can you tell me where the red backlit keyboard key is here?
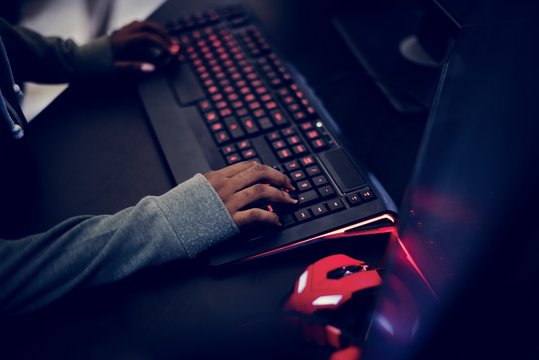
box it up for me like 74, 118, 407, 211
292, 144, 308, 156
296, 180, 312, 191
327, 199, 345, 212
300, 156, 315, 167
242, 149, 257, 159
281, 127, 296, 137
359, 188, 376, 201
305, 165, 321, 176
284, 160, 300, 171
346, 193, 362, 206
318, 185, 335, 198
312, 175, 328, 186
222, 144, 236, 155
300, 122, 314, 131
224, 117, 245, 139
257, 117, 274, 130
311, 138, 328, 151
199, 100, 212, 111
272, 140, 287, 150
240, 117, 259, 135
215, 131, 230, 145
306, 130, 320, 140
311, 203, 328, 217
290, 170, 306, 181
270, 110, 288, 126
210, 122, 224, 132
205, 111, 218, 123
297, 189, 318, 205
286, 135, 301, 145
237, 140, 251, 150
226, 153, 242, 164
266, 131, 281, 141
277, 148, 293, 161
294, 209, 312, 222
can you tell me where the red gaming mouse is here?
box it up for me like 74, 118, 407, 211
284, 254, 383, 358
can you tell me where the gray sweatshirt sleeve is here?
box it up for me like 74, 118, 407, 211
0, 174, 239, 316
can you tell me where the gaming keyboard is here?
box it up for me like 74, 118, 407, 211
138, 4, 397, 266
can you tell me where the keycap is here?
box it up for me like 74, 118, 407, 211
312, 175, 328, 186
311, 203, 329, 217
222, 144, 236, 155
240, 116, 259, 135
290, 170, 306, 181
297, 189, 319, 205
305, 165, 321, 176
294, 209, 312, 222
318, 185, 335, 198
226, 153, 242, 164
284, 160, 300, 172
346, 193, 362, 206
224, 117, 245, 139
326, 199, 345, 212
242, 148, 257, 159
296, 180, 312, 191
359, 187, 376, 201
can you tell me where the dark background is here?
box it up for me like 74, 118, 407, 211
0, 0, 428, 358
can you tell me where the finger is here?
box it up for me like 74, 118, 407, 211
131, 20, 177, 52
135, 20, 172, 39
114, 61, 155, 73
233, 208, 281, 228
216, 160, 259, 178
231, 163, 295, 191
118, 21, 140, 32
230, 183, 298, 212
127, 33, 172, 53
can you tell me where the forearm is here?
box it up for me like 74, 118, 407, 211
0, 174, 239, 316
0, 18, 115, 83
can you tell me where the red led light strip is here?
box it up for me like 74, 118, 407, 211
244, 213, 397, 261
395, 236, 439, 301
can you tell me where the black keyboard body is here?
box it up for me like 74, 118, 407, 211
138, 4, 397, 266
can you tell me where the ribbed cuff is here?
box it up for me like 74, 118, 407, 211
153, 174, 239, 258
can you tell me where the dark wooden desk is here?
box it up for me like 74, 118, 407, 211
1, 1, 424, 358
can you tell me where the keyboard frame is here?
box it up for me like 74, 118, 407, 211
137, 3, 398, 267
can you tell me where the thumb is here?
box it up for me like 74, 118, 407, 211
114, 61, 155, 74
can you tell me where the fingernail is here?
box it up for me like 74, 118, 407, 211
141, 63, 155, 72
287, 193, 298, 203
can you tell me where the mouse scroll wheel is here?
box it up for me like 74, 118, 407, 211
327, 265, 369, 279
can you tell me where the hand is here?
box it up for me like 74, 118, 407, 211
110, 20, 180, 73
205, 161, 298, 228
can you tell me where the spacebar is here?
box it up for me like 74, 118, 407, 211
167, 62, 205, 105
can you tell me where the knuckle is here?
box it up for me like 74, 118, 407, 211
241, 188, 253, 201
253, 184, 268, 195
248, 209, 263, 222
205, 170, 216, 180
252, 163, 267, 175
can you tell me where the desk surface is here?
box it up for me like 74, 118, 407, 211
1, 0, 424, 358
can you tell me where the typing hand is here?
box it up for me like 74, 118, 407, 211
110, 20, 180, 73
205, 161, 298, 228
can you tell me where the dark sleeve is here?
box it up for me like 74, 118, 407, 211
0, 17, 115, 83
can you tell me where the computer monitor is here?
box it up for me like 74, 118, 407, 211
334, 0, 471, 114
361, 1, 539, 359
